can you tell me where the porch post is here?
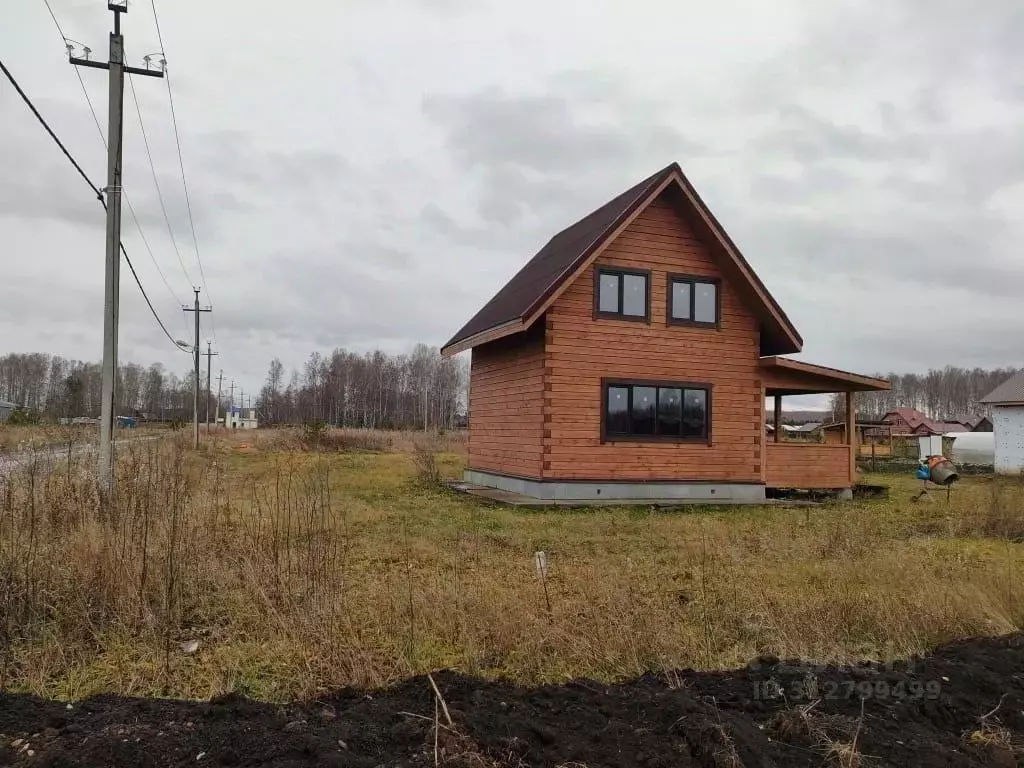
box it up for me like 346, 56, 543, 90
845, 390, 856, 484
773, 394, 781, 443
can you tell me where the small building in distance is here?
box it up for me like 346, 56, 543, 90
225, 406, 258, 430
958, 414, 994, 432
880, 407, 978, 437
980, 372, 1024, 474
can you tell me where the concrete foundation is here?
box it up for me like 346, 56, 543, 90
463, 469, 767, 503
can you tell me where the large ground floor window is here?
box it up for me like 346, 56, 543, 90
602, 380, 711, 443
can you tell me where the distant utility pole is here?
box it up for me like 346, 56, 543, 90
215, 369, 224, 429
228, 380, 235, 425
71, 0, 164, 490
183, 288, 211, 448
204, 342, 218, 432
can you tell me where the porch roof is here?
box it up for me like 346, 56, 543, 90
761, 357, 891, 396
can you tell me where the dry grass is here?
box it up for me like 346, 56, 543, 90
0, 424, 91, 454
240, 426, 466, 456
0, 423, 168, 455
770, 700, 865, 767
1, 429, 1023, 702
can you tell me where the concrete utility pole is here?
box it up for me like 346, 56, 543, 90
182, 288, 211, 448
228, 380, 235, 426
204, 342, 218, 432
71, 0, 164, 490
215, 369, 224, 429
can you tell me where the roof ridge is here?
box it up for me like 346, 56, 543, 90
441, 161, 800, 356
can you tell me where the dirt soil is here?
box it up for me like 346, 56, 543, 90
2, 633, 1023, 767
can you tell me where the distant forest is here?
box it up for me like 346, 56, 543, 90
0, 345, 467, 430
256, 345, 467, 430
828, 366, 1023, 421
2, 353, 1014, 430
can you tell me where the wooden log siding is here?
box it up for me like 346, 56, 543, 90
468, 331, 545, 477
765, 443, 853, 489
542, 194, 763, 482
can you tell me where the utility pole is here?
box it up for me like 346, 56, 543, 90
215, 369, 224, 430
204, 342, 218, 433
71, 0, 164, 490
228, 380, 235, 427
182, 288, 211, 448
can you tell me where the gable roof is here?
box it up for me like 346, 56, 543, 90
441, 162, 803, 357
883, 407, 929, 427
981, 372, 1024, 405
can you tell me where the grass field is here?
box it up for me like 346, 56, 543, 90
1, 428, 1022, 702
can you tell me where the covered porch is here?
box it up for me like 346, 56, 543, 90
760, 357, 891, 492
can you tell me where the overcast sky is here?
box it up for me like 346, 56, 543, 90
2, 0, 1022, 403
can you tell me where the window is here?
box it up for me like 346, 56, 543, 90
603, 380, 711, 442
595, 268, 649, 321
668, 275, 719, 327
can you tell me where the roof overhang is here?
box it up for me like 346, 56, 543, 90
441, 318, 524, 357
761, 357, 891, 396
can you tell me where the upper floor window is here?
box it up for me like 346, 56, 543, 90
668, 275, 719, 327
595, 268, 649, 322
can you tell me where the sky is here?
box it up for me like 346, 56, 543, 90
2, 0, 1023, 404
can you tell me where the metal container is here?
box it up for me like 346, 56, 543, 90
929, 460, 959, 486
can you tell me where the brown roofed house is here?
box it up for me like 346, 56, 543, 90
442, 163, 890, 502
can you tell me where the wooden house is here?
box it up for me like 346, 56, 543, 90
442, 163, 890, 502
880, 408, 972, 436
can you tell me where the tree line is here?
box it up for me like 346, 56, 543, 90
1, 343, 468, 430
0, 352, 200, 422
257, 344, 467, 430
829, 365, 1023, 421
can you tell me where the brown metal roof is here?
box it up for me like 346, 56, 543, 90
442, 165, 671, 353
441, 162, 803, 356
981, 371, 1024, 405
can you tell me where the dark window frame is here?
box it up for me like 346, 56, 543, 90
593, 266, 651, 323
666, 273, 721, 329
600, 378, 713, 445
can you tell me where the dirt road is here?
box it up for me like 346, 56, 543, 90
1, 633, 1022, 766
0, 434, 163, 478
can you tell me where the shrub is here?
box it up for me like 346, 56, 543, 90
411, 435, 442, 486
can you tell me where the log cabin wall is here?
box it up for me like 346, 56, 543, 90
542, 191, 763, 482
467, 323, 545, 478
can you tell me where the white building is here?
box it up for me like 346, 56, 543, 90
980, 372, 1024, 474
225, 406, 258, 430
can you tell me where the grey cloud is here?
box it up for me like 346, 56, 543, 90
754, 105, 931, 165
5, 0, 1024, 394
423, 81, 711, 228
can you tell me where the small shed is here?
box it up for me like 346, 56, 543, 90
980, 372, 1024, 474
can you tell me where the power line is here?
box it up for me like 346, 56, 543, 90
150, 0, 215, 343
2, 56, 187, 354
1, 58, 102, 202
43, 0, 105, 145
73, 68, 189, 329
41, 0, 190, 335
127, 72, 194, 287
